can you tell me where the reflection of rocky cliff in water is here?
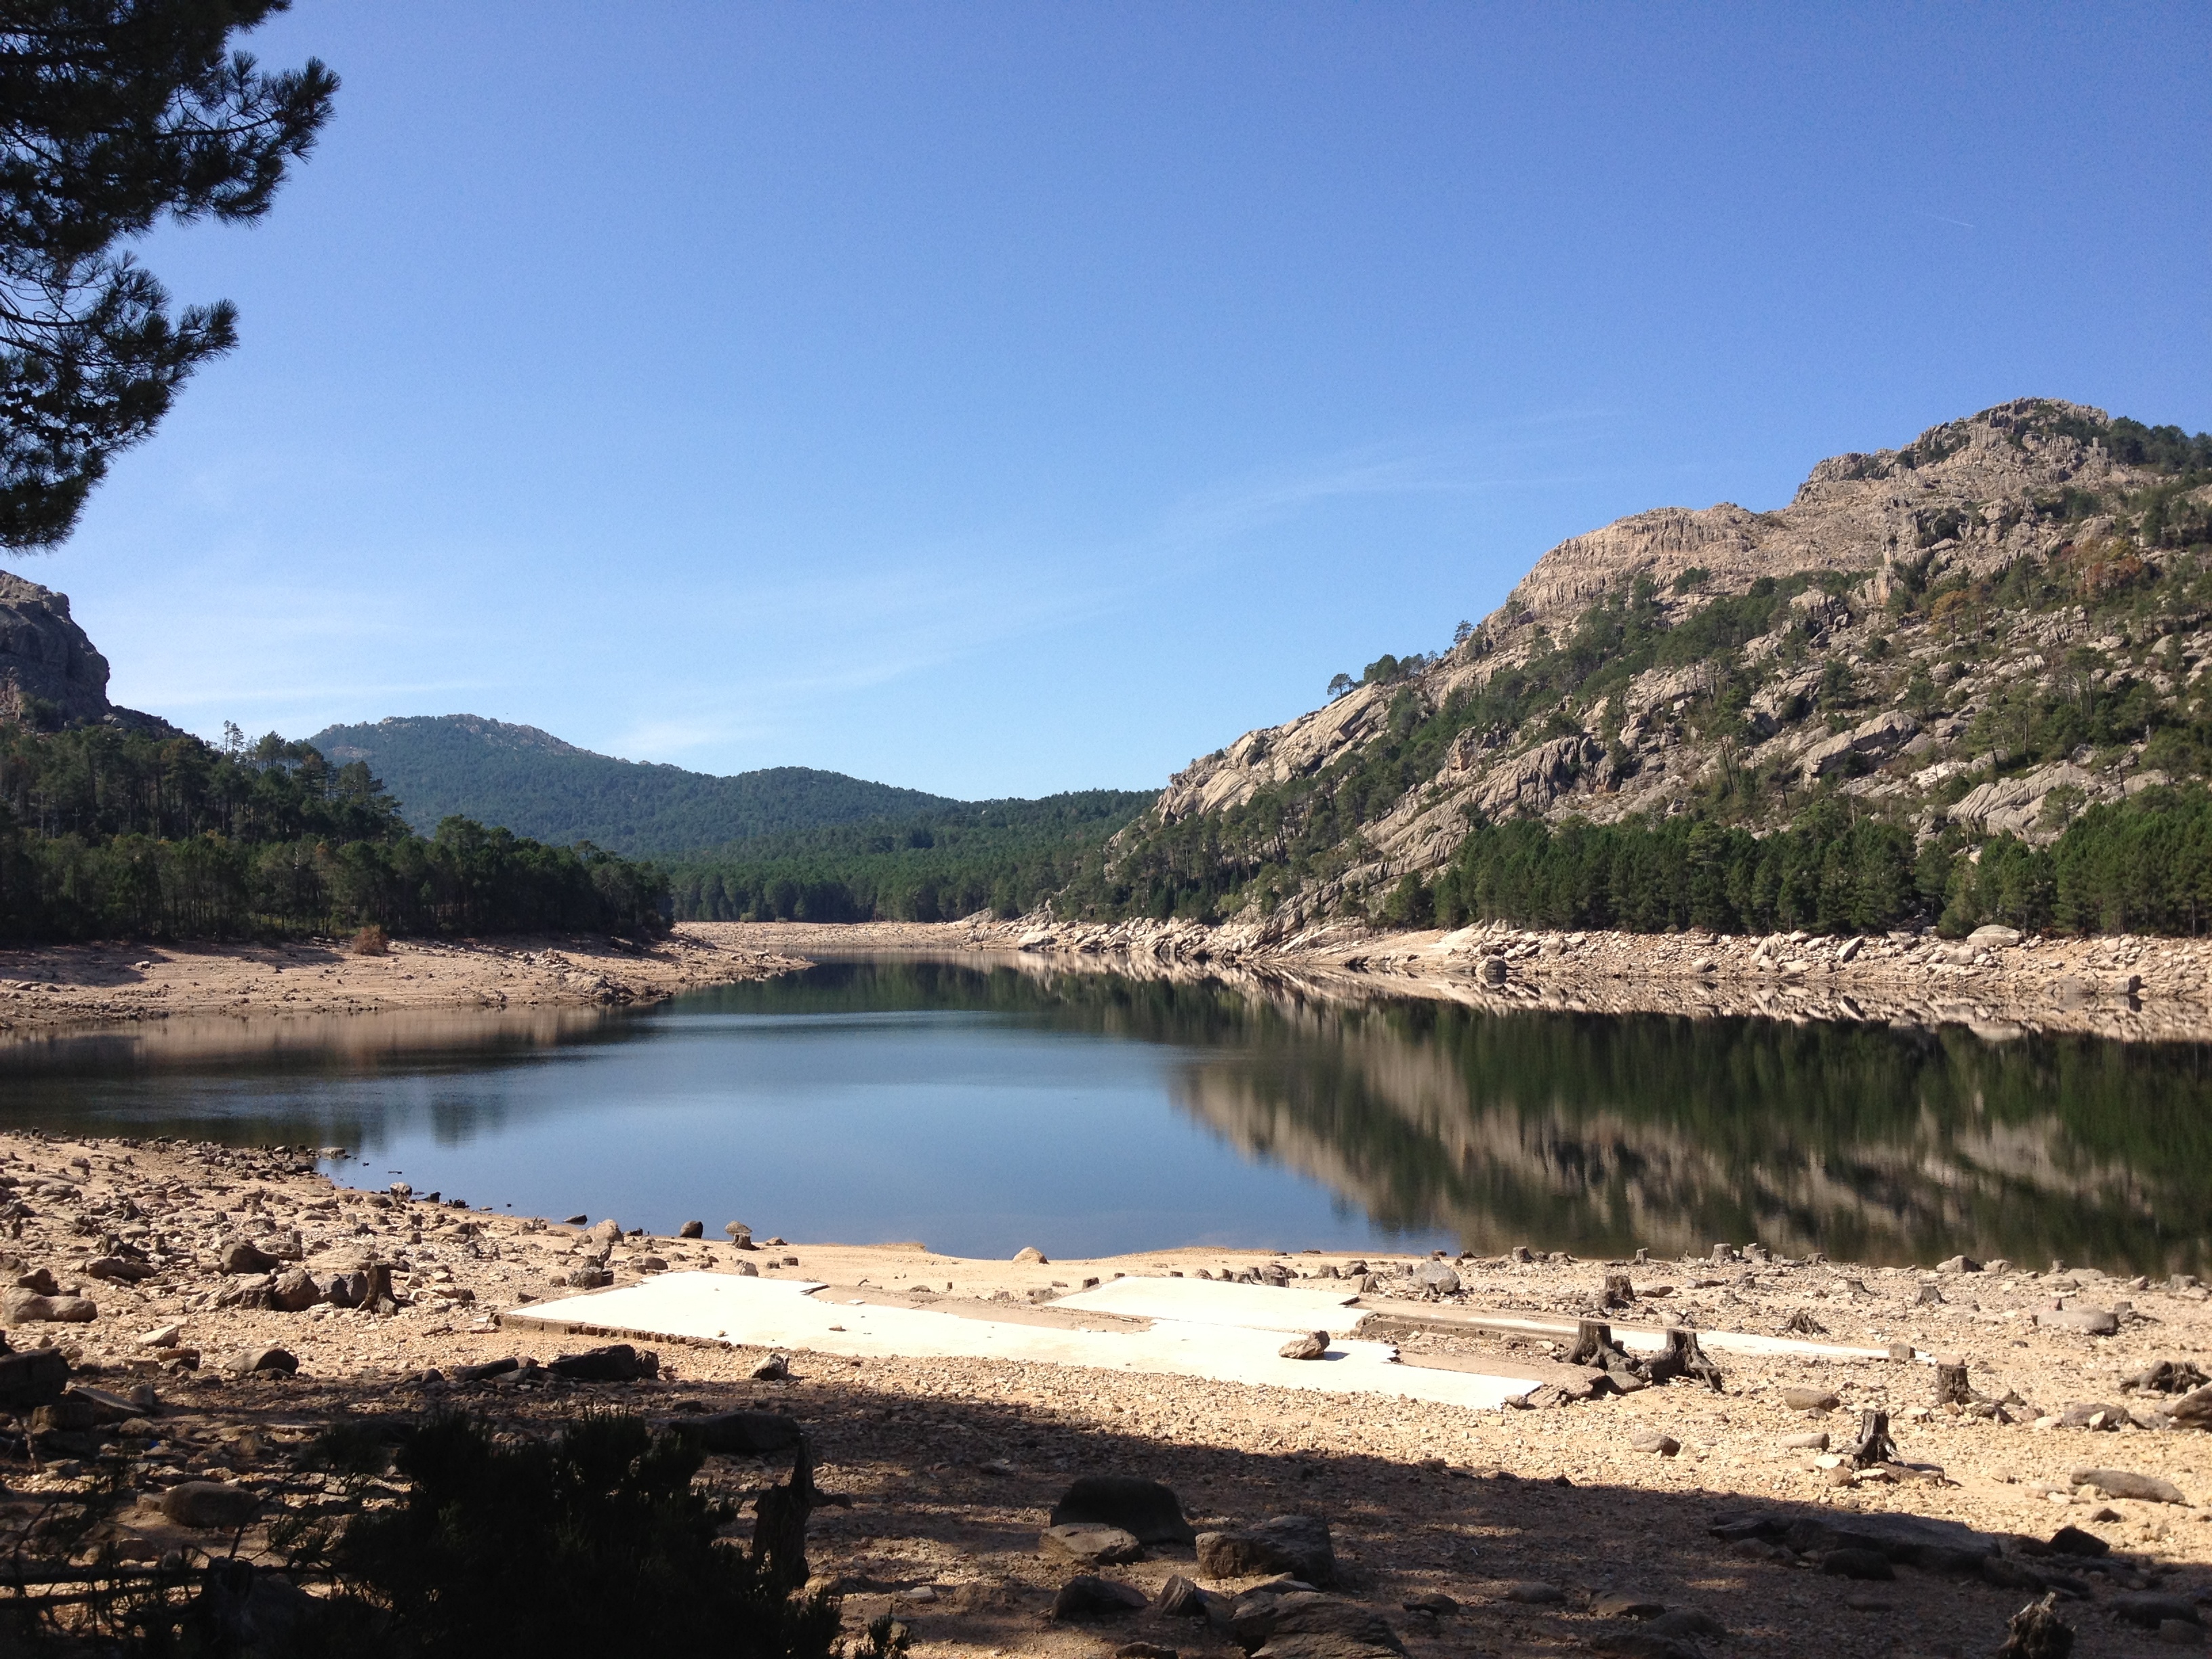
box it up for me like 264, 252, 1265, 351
1161, 989, 2205, 1275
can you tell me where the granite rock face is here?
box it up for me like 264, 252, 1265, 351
0, 569, 181, 734
0, 570, 110, 726
1124, 399, 2212, 923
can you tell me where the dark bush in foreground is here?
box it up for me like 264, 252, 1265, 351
5, 1412, 839, 1657
316, 1411, 839, 1658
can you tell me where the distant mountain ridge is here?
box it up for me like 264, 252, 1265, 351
309, 714, 963, 857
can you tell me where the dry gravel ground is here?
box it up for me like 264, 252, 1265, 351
6, 1134, 2212, 1654
0, 926, 806, 1033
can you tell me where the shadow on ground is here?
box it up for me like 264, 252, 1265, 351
7, 1353, 2194, 1659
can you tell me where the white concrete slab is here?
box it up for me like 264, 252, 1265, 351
504, 1273, 1530, 1410
1051, 1275, 1365, 1334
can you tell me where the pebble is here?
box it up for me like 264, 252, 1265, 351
1040, 1523, 1143, 1565
1781, 1387, 1839, 1412
160, 1481, 261, 1530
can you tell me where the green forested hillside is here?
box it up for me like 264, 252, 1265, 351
0, 724, 668, 941
308, 715, 961, 856
307, 715, 1156, 923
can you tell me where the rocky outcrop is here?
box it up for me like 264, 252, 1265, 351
1800, 710, 1919, 781
1946, 761, 2146, 845
0, 569, 181, 735
0, 570, 112, 726
1472, 734, 1607, 816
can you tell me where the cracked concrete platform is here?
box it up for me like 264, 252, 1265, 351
505, 1272, 1536, 1410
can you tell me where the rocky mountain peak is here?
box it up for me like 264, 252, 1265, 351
1113, 399, 2212, 929
1501, 398, 2133, 639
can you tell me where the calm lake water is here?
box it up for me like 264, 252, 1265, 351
2, 954, 2208, 1272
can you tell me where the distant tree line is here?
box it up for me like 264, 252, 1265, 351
0, 723, 668, 940
1393, 802, 1930, 934
667, 790, 1151, 923
1371, 785, 2212, 939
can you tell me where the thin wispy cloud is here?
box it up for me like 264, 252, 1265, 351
1159, 417, 1624, 552
613, 416, 1631, 766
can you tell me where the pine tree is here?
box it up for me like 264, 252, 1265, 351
1, 1, 337, 547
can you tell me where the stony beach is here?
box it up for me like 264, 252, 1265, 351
706, 916, 2212, 1045
5, 1129, 2212, 1656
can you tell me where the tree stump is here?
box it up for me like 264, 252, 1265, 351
1601, 1272, 1635, 1309
1934, 1357, 1972, 1407
752, 1434, 824, 1593
1846, 1408, 1899, 1468
1996, 1593, 2074, 1659
1565, 1317, 1652, 1393
1646, 1326, 1725, 1391
1565, 1318, 1614, 1368
365, 1263, 398, 1317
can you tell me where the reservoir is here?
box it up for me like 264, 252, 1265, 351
1, 954, 2206, 1273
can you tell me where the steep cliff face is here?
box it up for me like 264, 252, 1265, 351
1114, 399, 2212, 924
0, 570, 113, 726
0, 569, 183, 736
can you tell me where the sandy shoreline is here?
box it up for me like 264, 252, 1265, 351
7, 916, 2211, 1045
3, 1131, 2212, 1654
0, 925, 806, 1036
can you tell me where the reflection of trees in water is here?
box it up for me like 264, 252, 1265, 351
1162, 999, 2212, 1274
5, 959, 2208, 1272
0, 1006, 626, 1153
735, 958, 2212, 1273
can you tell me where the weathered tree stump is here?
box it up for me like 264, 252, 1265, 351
1782, 1309, 1828, 1336
1934, 1357, 1973, 1407
365, 1263, 398, 1317
1645, 1326, 1725, 1391
1565, 1317, 1652, 1393
1846, 1408, 1899, 1468
1996, 1592, 2074, 1659
1601, 1272, 1635, 1310
752, 1434, 825, 1592
1565, 1317, 1614, 1367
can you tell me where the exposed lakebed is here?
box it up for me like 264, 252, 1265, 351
1, 953, 2207, 1271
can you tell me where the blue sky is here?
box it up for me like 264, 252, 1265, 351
26, 1, 2212, 798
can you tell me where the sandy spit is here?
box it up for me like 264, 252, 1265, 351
0, 924, 806, 1036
